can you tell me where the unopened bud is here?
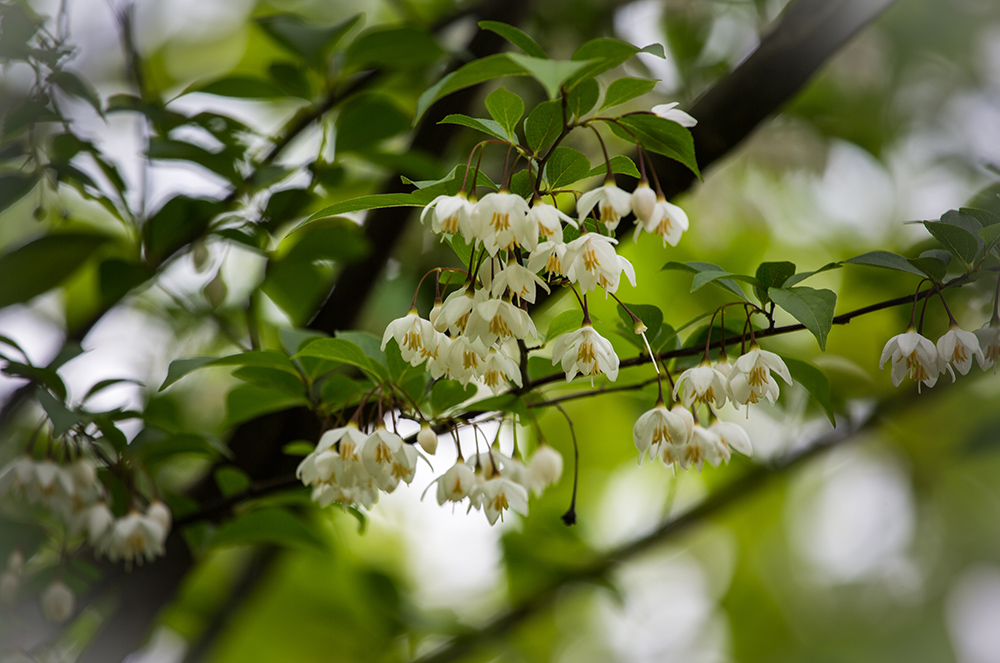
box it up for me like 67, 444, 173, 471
631, 181, 657, 222
41, 580, 75, 623
146, 500, 172, 536
417, 424, 438, 455
633, 319, 647, 335
529, 445, 563, 494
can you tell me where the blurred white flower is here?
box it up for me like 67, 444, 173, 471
651, 102, 697, 127
975, 321, 1000, 372
937, 326, 984, 376
41, 580, 75, 624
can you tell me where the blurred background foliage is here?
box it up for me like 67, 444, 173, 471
2, 0, 1000, 661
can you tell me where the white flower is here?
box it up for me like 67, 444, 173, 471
526, 241, 567, 278
146, 501, 172, 536
551, 324, 619, 383
563, 233, 636, 294
728, 346, 792, 407
471, 477, 528, 525
417, 424, 438, 455
86, 502, 115, 545
633, 403, 692, 464
937, 326, 984, 376
655, 406, 696, 467
709, 421, 753, 458
437, 288, 480, 335
631, 181, 657, 223
425, 333, 452, 379
41, 580, 75, 624
680, 425, 730, 471
361, 427, 417, 493
577, 181, 632, 231
103, 511, 167, 566
633, 195, 688, 247
490, 263, 550, 305
879, 328, 942, 390
297, 425, 368, 486
474, 191, 532, 255
436, 462, 477, 505
651, 102, 697, 127
444, 335, 489, 385
528, 200, 577, 246
975, 321, 1000, 372
465, 297, 536, 346
381, 310, 436, 365
421, 193, 477, 240
673, 361, 729, 409
528, 445, 563, 494
479, 347, 523, 393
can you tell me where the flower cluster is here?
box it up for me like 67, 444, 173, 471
880, 323, 999, 390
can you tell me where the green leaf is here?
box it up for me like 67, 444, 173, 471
754, 261, 796, 304
7, 360, 68, 398
610, 114, 700, 178
980, 223, 1000, 256
98, 258, 151, 307
131, 431, 230, 464
545, 310, 583, 341
615, 302, 664, 352
214, 466, 251, 497
509, 169, 532, 200
639, 43, 666, 58
566, 78, 599, 120
283, 440, 316, 457
294, 337, 387, 382
209, 507, 325, 551
345, 26, 444, 69
187, 75, 286, 99
906, 256, 947, 282
268, 62, 312, 99
506, 53, 593, 99
783, 357, 836, 425
583, 155, 640, 180
307, 193, 426, 221
439, 114, 512, 142
661, 261, 749, 301
565, 39, 640, 85
402, 164, 497, 195
430, 379, 477, 415
335, 94, 410, 152
485, 88, 524, 142
843, 251, 929, 278
478, 20, 547, 58
543, 147, 591, 190
924, 219, 980, 267
0, 233, 109, 309
36, 388, 79, 435
144, 196, 223, 264
691, 270, 760, 292
415, 54, 529, 122
961, 206, 1000, 227
256, 13, 361, 66
82, 378, 141, 403
160, 350, 300, 390
319, 374, 366, 409
231, 366, 306, 397
148, 138, 239, 182
600, 77, 657, 111
0, 173, 37, 215
783, 262, 841, 286
224, 383, 309, 427
48, 70, 102, 114
768, 286, 837, 351
523, 99, 562, 153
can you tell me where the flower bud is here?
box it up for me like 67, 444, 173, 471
528, 445, 563, 494
631, 181, 657, 222
633, 319, 648, 335
87, 502, 114, 544
146, 500, 172, 536
41, 580, 75, 623
417, 424, 438, 455
70, 458, 97, 490
0, 571, 18, 605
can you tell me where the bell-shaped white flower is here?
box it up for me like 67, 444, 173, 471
631, 181, 657, 223
879, 328, 941, 390
103, 511, 167, 566
680, 425, 730, 471
437, 288, 481, 335
633, 195, 689, 247
146, 501, 172, 536
936, 325, 984, 376
709, 421, 753, 458
577, 181, 632, 231
633, 403, 692, 464
651, 102, 697, 127
673, 361, 729, 409
490, 263, 551, 305
361, 427, 417, 493
528, 200, 577, 246
551, 323, 619, 383
479, 347, 523, 393
381, 310, 435, 365
528, 444, 563, 494
297, 424, 369, 486
975, 321, 1000, 372
471, 477, 529, 525
417, 424, 438, 455
563, 232, 636, 294
87, 502, 115, 545
655, 406, 696, 467
436, 461, 477, 505
421, 193, 477, 239
41, 580, 75, 624
474, 191, 532, 255
728, 345, 792, 407
465, 297, 536, 346
445, 335, 489, 385
526, 241, 568, 278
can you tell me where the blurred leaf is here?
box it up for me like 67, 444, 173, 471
430, 379, 477, 415
768, 286, 837, 350
263, 188, 315, 230
524, 99, 562, 153
0, 173, 37, 215
960, 206, 1000, 227
415, 53, 528, 121
484, 88, 524, 141
336, 94, 410, 152
307, 193, 426, 221
543, 147, 590, 190
478, 20, 547, 58
566, 78, 599, 120
224, 383, 309, 427
783, 357, 836, 425
256, 12, 361, 66
47, 70, 102, 114
980, 223, 1000, 256
160, 351, 300, 391
231, 366, 306, 397
98, 258, 151, 307
131, 431, 230, 464
144, 196, 224, 264
583, 155, 640, 180
148, 138, 239, 182
609, 114, 700, 178
268, 62, 312, 99
0, 233, 109, 308
214, 466, 251, 497
82, 378, 141, 403
439, 114, 512, 142
506, 53, 592, 99
344, 26, 443, 69
600, 77, 657, 111
209, 507, 325, 551
36, 388, 78, 436
187, 75, 286, 99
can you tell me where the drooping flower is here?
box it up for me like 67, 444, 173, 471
444, 335, 489, 385
479, 347, 523, 393
436, 461, 477, 505
528, 444, 563, 494
417, 424, 438, 455
526, 241, 568, 278
630, 181, 657, 223
474, 191, 532, 255
633, 195, 689, 247
975, 321, 1000, 372
680, 425, 730, 471
727, 345, 792, 407
879, 328, 942, 390
655, 406, 696, 467
937, 325, 984, 376
421, 193, 477, 240
436, 288, 480, 335
673, 361, 729, 409
102, 511, 167, 566
490, 263, 551, 305
471, 477, 529, 525
633, 403, 691, 464
651, 102, 697, 127
361, 427, 417, 493
551, 324, 619, 383
528, 200, 577, 246
563, 233, 636, 294
381, 310, 436, 365
577, 181, 632, 232
709, 421, 753, 458
465, 297, 536, 346
41, 580, 75, 624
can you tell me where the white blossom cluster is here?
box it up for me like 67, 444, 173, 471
0, 455, 171, 568
880, 322, 1000, 390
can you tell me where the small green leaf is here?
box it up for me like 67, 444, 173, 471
36, 388, 78, 435
754, 261, 796, 304
307, 193, 426, 221
924, 219, 980, 266
691, 270, 760, 292
506, 53, 593, 99
565, 38, 641, 90
187, 75, 286, 99
609, 114, 700, 178
415, 54, 529, 122
335, 94, 410, 152
600, 77, 657, 111
583, 155, 640, 180
566, 78, 599, 120
256, 13, 361, 67
0, 173, 38, 215
546, 310, 583, 341
661, 261, 749, 301
524, 99, 562, 153
294, 337, 387, 382
484, 87, 524, 141
906, 256, 947, 283
160, 350, 300, 391
783, 357, 836, 425
283, 440, 317, 457
82, 378, 140, 403
843, 251, 929, 278
48, 70, 102, 114
344, 26, 444, 69
148, 138, 239, 182
214, 466, 251, 497
768, 286, 837, 351
0, 233, 109, 309
209, 507, 325, 551
439, 114, 512, 142
478, 21, 547, 58
961, 207, 1000, 227
980, 223, 1000, 256
783, 262, 841, 286
430, 379, 477, 415
543, 147, 591, 190
224, 383, 309, 427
